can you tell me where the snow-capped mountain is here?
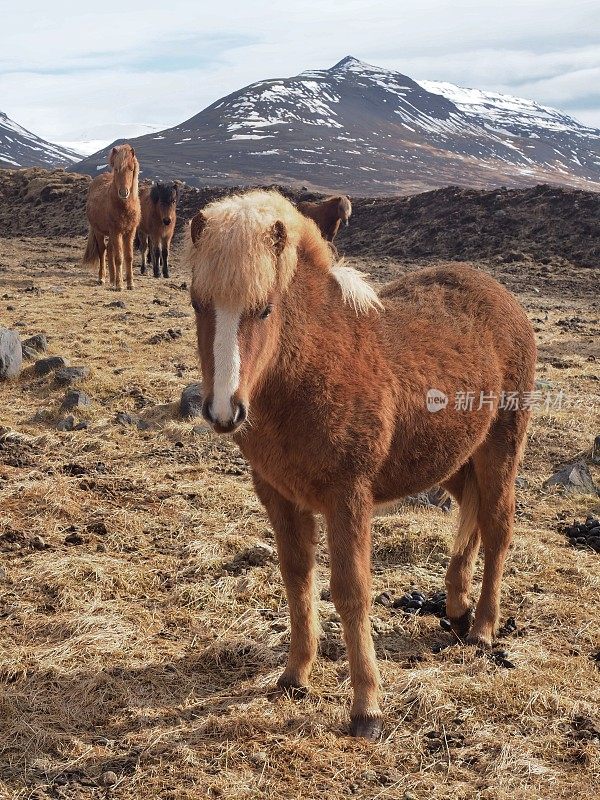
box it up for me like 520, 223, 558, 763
0, 112, 80, 168
72, 57, 600, 195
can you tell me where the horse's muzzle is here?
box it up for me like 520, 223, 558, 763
118, 189, 130, 200
202, 398, 247, 434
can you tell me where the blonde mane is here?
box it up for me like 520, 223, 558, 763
186, 189, 380, 314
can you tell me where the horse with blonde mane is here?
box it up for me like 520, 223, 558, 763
186, 190, 536, 740
83, 144, 141, 290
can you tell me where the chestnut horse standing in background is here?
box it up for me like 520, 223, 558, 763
138, 182, 178, 278
185, 190, 536, 740
297, 195, 352, 241
83, 144, 140, 290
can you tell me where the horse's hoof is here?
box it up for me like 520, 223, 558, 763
163, 271, 169, 279
127, 284, 134, 290
141, 267, 146, 275
349, 715, 383, 741
97, 279, 105, 285
153, 271, 160, 279
466, 633, 493, 650
276, 675, 309, 699
448, 608, 473, 638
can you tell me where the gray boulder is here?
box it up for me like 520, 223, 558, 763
0, 328, 23, 379
22, 334, 48, 353
180, 383, 203, 418
544, 461, 598, 495
34, 356, 68, 376
54, 366, 90, 386
61, 390, 92, 411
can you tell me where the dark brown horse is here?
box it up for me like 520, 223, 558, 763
297, 195, 352, 241
82, 144, 140, 290
186, 190, 536, 741
138, 182, 178, 278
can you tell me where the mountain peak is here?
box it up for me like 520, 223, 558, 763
329, 55, 377, 73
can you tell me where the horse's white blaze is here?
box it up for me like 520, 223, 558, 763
212, 307, 242, 423
331, 264, 383, 314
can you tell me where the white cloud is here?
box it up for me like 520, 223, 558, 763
1, 0, 599, 141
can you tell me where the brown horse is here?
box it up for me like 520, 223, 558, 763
138, 182, 178, 278
185, 190, 536, 741
297, 195, 352, 241
83, 144, 141, 290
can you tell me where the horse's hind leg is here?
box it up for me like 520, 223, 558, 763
325, 487, 381, 740
442, 463, 480, 637
253, 473, 319, 693
468, 414, 529, 647
139, 233, 148, 274
96, 234, 107, 285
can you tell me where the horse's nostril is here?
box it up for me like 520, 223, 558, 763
201, 398, 215, 424
163, 218, 171, 225
233, 402, 247, 426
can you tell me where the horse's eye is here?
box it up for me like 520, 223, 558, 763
259, 304, 272, 320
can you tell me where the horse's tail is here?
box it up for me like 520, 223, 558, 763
82, 229, 101, 266
452, 460, 480, 555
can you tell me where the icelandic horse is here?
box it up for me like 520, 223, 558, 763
83, 144, 141, 290
138, 182, 178, 278
297, 195, 352, 241
185, 190, 536, 740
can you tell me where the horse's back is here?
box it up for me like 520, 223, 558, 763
380, 262, 534, 370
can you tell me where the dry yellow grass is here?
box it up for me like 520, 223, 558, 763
0, 234, 599, 800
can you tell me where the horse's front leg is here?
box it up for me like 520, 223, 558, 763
123, 230, 135, 290
161, 241, 170, 278
325, 485, 381, 740
253, 474, 319, 693
112, 233, 123, 291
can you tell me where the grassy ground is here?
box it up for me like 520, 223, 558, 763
0, 235, 599, 800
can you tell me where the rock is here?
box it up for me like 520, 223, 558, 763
22, 333, 47, 352
54, 366, 90, 385
148, 328, 182, 344
61, 390, 92, 410
100, 771, 118, 787
180, 383, 203, 418
106, 300, 126, 309
592, 435, 600, 465
31, 535, 46, 550
73, 421, 89, 431
115, 411, 150, 430
544, 461, 598, 495
65, 529, 84, 545
225, 542, 274, 572
21, 345, 38, 360
56, 415, 75, 431
375, 590, 394, 607
0, 327, 23, 379
34, 355, 68, 376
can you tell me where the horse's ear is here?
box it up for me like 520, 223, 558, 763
109, 147, 117, 167
270, 221, 287, 256
190, 212, 206, 244
130, 147, 135, 157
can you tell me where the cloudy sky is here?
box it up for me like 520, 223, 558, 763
2, 0, 599, 146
